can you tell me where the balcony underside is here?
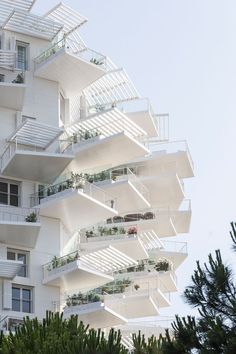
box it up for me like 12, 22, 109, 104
38, 189, 117, 232
34, 50, 106, 97
2, 151, 74, 184
171, 210, 192, 234
140, 175, 184, 209
95, 180, 150, 214
80, 237, 148, 261
43, 260, 113, 291
106, 292, 163, 319
0, 82, 26, 110
64, 302, 127, 329
135, 151, 194, 179
0, 259, 23, 279
0, 222, 41, 248
126, 111, 158, 137
68, 132, 149, 174
150, 249, 187, 270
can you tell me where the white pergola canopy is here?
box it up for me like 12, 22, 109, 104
44, 2, 87, 35
66, 107, 148, 139
0, 0, 36, 25
83, 69, 140, 109
8, 119, 63, 149
1, 9, 63, 41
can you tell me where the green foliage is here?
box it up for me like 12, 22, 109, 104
25, 212, 37, 222
0, 311, 128, 354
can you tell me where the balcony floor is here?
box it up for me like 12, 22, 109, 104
64, 302, 127, 329
0, 82, 26, 110
95, 179, 150, 215
34, 50, 106, 97
0, 221, 40, 248
2, 151, 74, 184
38, 188, 117, 232
43, 260, 113, 291
68, 132, 149, 174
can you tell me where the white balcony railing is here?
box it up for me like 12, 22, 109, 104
30, 175, 116, 211
34, 38, 116, 72
0, 50, 16, 70
159, 240, 188, 254
0, 205, 39, 223
1, 138, 71, 172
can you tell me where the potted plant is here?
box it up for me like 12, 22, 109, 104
25, 212, 37, 222
154, 259, 170, 272
134, 284, 140, 291
127, 226, 138, 235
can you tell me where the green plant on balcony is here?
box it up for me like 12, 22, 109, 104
101, 279, 131, 294
66, 292, 101, 307
127, 226, 138, 235
12, 72, 24, 84
134, 284, 140, 291
48, 252, 79, 272
154, 259, 171, 272
25, 212, 37, 222
90, 58, 103, 66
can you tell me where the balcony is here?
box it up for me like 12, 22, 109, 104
1, 120, 74, 184
104, 200, 191, 237
42, 251, 113, 291
0, 73, 26, 110
66, 108, 150, 173
85, 167, 150, 214
64, 301, 127, 329
0, 259, 23, 280
31, 175, 118, 232
138, 140, 194, 179
0, 206, 40, 248
0, 50, 16, 71
34, 38, 114, 96
149, 241, 188, 269
114, 259, 177, 292
114, 98, 169, 139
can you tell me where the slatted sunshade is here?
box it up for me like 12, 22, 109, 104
44, 2, 87, 35
0, 0, 36, 25
7, 119, 63, 149
2, 9, 63, 41
66, 107, 148, 139
83, 69, 140, 108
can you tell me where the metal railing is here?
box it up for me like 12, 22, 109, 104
43, 251, 79, 279
160, 240, 188, 254
0, 205, 39, 223
34, 37, 115, 72
30, 175, 116, 211
1, 138, 71, 172
144, 140, 194, 171
0, 50, 16, 70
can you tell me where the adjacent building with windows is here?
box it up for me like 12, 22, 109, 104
0, 0, 194, 338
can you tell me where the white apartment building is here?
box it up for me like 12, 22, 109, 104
0, 0, 194, 333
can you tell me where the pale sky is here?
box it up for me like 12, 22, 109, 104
34, 0, 236, 318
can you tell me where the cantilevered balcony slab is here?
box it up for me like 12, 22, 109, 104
0, 82, 26, 110
34, 48, 106, 97
149, 242, 188, 270
37, 188, 117, 232
126, 111, 158, 137
80, 236, 149, 261
0, 259, 23, 279
106, 289, 169, 319
95, 180, 150, 214
171, 209, 192, 234
68, 132, 149, 173
0, 206, 40, 248
63, 302, 127, 329
43, 259, 113, 290
1, 150, 74, 184
140, 174, 184, 209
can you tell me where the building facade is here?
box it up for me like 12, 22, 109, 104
0, 0, 194, 334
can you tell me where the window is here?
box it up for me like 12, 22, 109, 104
0, 74, 4, 82
16, 41, 29, 71
7, 249, 29, 277
12, 286, 32, 313
0, 180, 20, 206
